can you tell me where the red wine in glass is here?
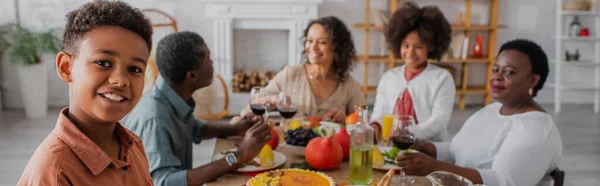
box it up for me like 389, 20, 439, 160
278, 107, 297, 119
391, 135, 414, 150
250, 104, 267, 115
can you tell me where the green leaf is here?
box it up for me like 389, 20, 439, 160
0, 24, 62, 66
290, 161, 313, 170
383, 147, 400, 160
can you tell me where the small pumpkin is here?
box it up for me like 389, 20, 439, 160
332, 124, 350, 160
307, 117, 322, 128
305, 134, 343, 170
345, 111, 358, 125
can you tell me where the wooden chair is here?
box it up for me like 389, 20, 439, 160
194, 75, 230, 121
142, 9, 230, 121
550, 167, 565, 186
141, 9, 179, 85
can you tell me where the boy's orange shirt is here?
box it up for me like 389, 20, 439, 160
17, 108, 153, 186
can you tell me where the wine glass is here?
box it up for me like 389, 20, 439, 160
390, 115, 416, 185
277, 92, 298, 132
249, 86, 269, 121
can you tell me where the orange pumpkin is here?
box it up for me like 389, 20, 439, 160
305, 137, 343, 170
332, 125, 350, 160
345, 111, 358, 125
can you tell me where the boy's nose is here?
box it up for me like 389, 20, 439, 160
108, 70, 130, 87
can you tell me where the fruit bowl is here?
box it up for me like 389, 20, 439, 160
284, 143, 307, 157
284, 127, 319, 156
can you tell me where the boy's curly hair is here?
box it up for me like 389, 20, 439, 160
62, 0, 153, 55
385, 2, 452, 61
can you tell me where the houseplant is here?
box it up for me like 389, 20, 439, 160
0, 24, 61, 118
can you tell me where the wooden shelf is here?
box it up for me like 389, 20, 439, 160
457, 87, 487, 94
357, 55, 491, 63
361, 86, 377, 95
561, 10, 600, 16
560, 36, 600, 41
353, 24, 507, 31
550, 60, 600, 66
547, 83, 600, 91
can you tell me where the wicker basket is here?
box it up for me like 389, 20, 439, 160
564, 1, 592, 11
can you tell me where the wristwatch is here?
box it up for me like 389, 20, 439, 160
225, 153, 238, 167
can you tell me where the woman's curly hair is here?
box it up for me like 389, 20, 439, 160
385, 2, 452, 61
302, 16, 356, 82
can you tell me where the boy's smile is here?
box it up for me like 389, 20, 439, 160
57, 26, 149, 123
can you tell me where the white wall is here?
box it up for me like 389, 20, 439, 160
0, 0, 595, 110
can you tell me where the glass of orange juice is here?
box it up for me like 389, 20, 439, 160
381, 114, 395, 141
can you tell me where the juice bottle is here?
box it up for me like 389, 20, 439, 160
349, 105, 374, 184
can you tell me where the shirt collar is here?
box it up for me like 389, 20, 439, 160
155, 75, 193, 120
55, 108, 137, 175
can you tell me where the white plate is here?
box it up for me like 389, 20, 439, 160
373, 146, 419, 171
373, 146, 403, 171
319, 121, 355, 133
213, 148, 286, 172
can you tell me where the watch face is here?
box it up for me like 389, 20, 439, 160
226, 154, 237, 164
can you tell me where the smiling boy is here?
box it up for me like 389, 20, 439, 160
18, 1, 154, 185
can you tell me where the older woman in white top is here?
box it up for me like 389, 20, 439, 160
370, 2, 455, 142
395, 39, 563, 186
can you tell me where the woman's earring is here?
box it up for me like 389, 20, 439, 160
529, 88, 533, 96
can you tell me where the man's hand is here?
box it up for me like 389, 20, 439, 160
234, 113, 262, 136
235, 120, 272, 164
323, 108, 346, 124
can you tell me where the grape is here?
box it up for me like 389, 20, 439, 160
298, 134, 305, 140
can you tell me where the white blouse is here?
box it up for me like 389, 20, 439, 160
434, 102, 563, 186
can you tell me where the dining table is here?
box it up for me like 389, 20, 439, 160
206, 126, 433, 186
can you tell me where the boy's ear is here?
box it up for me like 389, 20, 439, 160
56, 52, 73, 83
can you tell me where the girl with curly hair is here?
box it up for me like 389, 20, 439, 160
241, 16, 365, 124
370, 2, 456, 142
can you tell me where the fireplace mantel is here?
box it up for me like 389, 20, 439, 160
201, 0, 323, 114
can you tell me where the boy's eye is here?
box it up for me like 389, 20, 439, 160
95, 60, 111, 67
128, 66, 143, 73
492, 67, 499, 73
